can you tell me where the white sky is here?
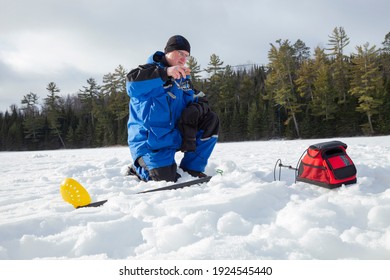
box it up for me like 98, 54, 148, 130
0, 0, 389, 112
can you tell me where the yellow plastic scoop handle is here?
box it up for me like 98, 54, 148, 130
60, 178, 92, 208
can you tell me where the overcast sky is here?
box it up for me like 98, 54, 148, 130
1, 0, 389, 112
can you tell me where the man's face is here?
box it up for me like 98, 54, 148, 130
165, 50, 190, 66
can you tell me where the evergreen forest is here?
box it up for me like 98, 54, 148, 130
1, 27, 390, 151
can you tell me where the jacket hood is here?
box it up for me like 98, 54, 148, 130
147, 51, 168, 67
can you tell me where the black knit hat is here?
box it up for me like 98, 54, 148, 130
164, 35, 191, 54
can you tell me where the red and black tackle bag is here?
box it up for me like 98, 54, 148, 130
296, 141, 357, 188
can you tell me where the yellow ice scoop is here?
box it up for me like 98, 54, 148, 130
60, 178, 107, 208
60, 178, 92, 208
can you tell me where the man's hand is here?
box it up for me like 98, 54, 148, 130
167, 66, 191, 79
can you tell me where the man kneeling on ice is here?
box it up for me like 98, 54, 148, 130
126, 35, 219, 182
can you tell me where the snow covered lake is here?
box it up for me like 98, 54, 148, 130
1, 136, 390, 260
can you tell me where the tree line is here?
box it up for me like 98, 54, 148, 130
0, 66, 129, 150
1, 27, 390, 151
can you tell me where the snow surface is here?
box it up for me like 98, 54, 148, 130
1, 136, 390, 260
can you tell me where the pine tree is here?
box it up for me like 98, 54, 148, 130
295, 56, 315, 137
21, 92, 43, 146
78, 77, 101, 129
230, 103, 245, 141
206, 54, 225, 76
216, 66, 236, 140
311, 47, 338, 121
98, 72, 115, 145
205, 54, 225, 115
382, 32, 390, 52
327, 27, 350, 104
108, 65, 128, 144
186, 56, 202, 82
293, 39, 311, 66
266, 39, 301, 138
43, 82, 66, 148
247, 100, 261, 140
235, 73, 252, 139
295, 58, 315, 101
349, 43, 384, 134
218, 65, 236, 114
63, 94, 78, 148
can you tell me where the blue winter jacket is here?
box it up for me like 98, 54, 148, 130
126, 51, 195, 169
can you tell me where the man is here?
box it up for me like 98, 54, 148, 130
126, 35, 219, 182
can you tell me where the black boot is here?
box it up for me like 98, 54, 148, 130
181, 167, 208, 178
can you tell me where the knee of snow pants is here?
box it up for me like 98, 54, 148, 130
180, 130, 218, 172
